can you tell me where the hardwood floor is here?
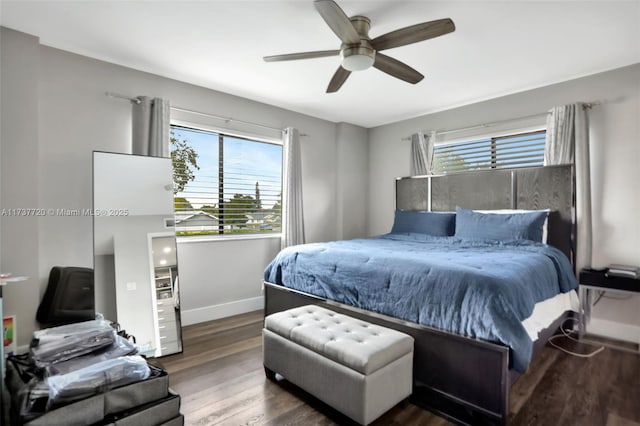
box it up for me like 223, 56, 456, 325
155, 311, 640, 426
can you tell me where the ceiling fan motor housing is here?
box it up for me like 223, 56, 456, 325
341, 16, 375, 71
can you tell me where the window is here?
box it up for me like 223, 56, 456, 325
433, 130, 546, 174
170, 124, 282, 237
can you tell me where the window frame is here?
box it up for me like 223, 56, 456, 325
432, 128, 546, 175
170, 118, 283, 242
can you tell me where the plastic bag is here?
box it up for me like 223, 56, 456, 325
30, 318, 116, 367
46, 355, 151, 408
45, 335, 138, 376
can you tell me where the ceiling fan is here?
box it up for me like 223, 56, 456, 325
263, 0, 455, 93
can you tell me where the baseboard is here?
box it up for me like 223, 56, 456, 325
588, 317, 640, 345
181, 296, 264, 326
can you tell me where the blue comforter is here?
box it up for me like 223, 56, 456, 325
264, 233, 577, 372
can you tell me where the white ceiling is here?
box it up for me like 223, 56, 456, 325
1, 1, 639, 128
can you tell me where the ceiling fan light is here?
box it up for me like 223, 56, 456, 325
341, 46, 375, 71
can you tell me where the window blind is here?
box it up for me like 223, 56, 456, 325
171, 124, 282, 236
433, 130, 546, 174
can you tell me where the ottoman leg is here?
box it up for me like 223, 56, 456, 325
264, 366, 277, 381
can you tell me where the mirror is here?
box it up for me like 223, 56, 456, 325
93, 151, 183, 357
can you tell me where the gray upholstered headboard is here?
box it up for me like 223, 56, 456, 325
396, 164, 575, 263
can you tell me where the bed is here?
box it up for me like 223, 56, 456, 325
263, 164, 576, 425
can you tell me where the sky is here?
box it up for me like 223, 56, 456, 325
171, 125, 282, 210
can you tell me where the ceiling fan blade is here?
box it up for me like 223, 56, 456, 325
373, 53, 424, 84
314, 0, 361, 45
264, 50, 340, 62
326, 66, 351, 93
371, 18, 455, 51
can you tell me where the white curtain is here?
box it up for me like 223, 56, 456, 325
545, 103, 591, 272
410, 131, 427, 175
281, 127, 305, 249
132, 96, 170, 157
426, 130, 436, 174
410, 131, 435, 175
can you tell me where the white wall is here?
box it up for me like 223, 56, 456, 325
177, 237, 281, 325
336, 123, 369, 240
113, 229, 157, 351
368, 64, 640, 269
0, 27, 366, 346
0, 29, 41, 344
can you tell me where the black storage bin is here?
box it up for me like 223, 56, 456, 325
96, 392, 181, 426
6, 357, 170, 426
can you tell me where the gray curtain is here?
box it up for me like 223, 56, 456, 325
410, 131, 435, 175
426, 131, 436, 174
410, 132, 427, 175
282, 127, 305, 249
544, 103, 591, 271
132, 96, 170, 158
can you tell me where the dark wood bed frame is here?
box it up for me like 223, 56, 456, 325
264, 164, 575, 425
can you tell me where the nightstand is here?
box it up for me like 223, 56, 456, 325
579, 268, 640, 353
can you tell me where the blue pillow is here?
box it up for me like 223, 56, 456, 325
391, 210, 456, 236
454, 207, 548, 242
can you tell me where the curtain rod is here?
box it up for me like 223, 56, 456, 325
401, 102, 599, 141
170, 106, 288, 134
105, 91, 141, 104
105, 91, 306, 136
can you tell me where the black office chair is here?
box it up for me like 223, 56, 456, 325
36, 266, 95, 327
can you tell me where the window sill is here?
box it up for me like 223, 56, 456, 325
177, 233, 282, 244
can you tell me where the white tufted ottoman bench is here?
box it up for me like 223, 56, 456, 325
263, 305, 414, 425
